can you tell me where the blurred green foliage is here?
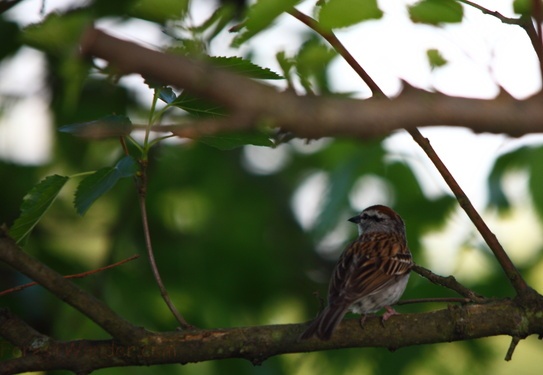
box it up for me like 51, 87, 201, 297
1, 1, 543, 375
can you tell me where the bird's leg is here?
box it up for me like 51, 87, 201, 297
380, 306, 399, 326
358, 314, 368, 329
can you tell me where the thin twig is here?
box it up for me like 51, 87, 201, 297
458, 0, 525, 25
411, 264, 485, 303
288, 7, 529, 296
407, 132, 528, 294
136, 160, 193, 330
0, 235, 146, 343
460, 0, 543, 81
0, 255, 139, 297
288, 8, 384, 97
396, 297, 471, 306
505, 336, 522, 361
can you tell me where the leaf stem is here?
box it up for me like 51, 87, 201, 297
136, 159, 193, 329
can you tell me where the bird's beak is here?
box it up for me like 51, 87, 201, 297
348, 215, 360, 224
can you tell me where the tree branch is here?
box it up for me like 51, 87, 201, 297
411, 265, 485, 303
0, 308, 52, 350
1, 298, 542, 374
0, 234, 148, 344
80, 28, 543, 139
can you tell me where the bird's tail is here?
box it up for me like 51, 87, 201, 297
299, 304, 348, 341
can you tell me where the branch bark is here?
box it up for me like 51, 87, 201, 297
1, 298, 542, 374
80, 28, 543, 140
0, 234, 148, 344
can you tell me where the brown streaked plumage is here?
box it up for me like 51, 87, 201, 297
300, 205, 413, 341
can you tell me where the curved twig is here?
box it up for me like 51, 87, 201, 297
0, 234, 147, 344
411, 264, 485, 303
0, 254, 139, 297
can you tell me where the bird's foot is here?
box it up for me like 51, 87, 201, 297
380, 306, 399, 326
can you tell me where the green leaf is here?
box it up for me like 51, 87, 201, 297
513, 0, 531, 15
296, 37, 338, 93
209, 56, 283, 80
427, 48, 448, 69
233, 0, 302, 46
143, 79, 177, 104
170, 57, 281, 115
22, 11, 92, 55
171, 92, 228, 117
9, 175, 70, 244
198, 132, 274, 150
487, 147, 529, 211
0, 19, 21, 59
190, 5, 237, 42
312, 158, 359, 238
409, 0, 463, 25
319, 0, 383, 29
528, 148, 543, 219
159, 87, 177, 104
74, 156, 138, 215
276, 51, 295, 78
59, 115, 133, 139
130, 0, 189, 23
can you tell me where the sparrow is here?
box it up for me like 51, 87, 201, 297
300, 205, 413, 340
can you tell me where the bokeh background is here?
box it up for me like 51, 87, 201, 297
1, 0, 543, 374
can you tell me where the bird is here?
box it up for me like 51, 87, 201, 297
299, 205, 413, 340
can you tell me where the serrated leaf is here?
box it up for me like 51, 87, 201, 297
198, 132, 273, 150
232, 0, 302, 46
427, 48, 448, 69
209, 56, 283, 80
172, 91, 228, 117
22, 11, 91, 55
409, 0, 463, 25
59, 115, 132, 139
9, 175, 70, 244
318, 0, 383, 29
74, 156, 138, 215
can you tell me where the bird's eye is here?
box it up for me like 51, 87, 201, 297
361, 213, 369, 220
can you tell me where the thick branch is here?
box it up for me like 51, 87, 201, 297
1, 298, 542, 374
0, 235, 147, 344
0, 308, 51, 350
80, 28, 543, 139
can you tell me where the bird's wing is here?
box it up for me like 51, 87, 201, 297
328, 232, 413, 305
